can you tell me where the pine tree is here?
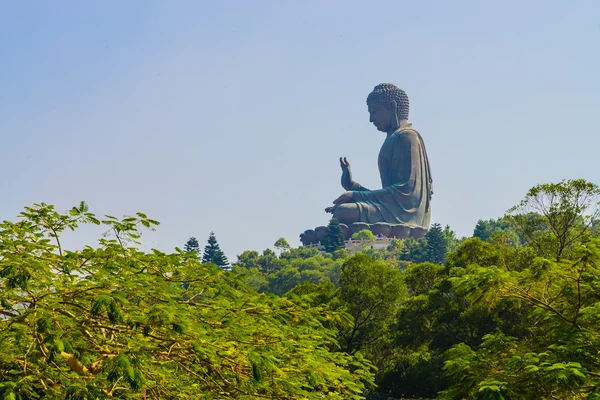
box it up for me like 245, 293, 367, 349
473, 219, 490, 241
202, 232, 229, 269
425, 223, 448, 265
184, 237, 200, 254
321, 218, 346, 253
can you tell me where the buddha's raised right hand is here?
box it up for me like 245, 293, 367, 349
340, 157, 355, 191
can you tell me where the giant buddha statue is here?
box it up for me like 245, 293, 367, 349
320, 83, 433, 240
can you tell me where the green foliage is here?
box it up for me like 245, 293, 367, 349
286, 281, 337, 307
351, 229, 375, 242
274, 237, 291, 254
403, 262, 445, 296
473, 217, 521, 247
443, 224, 462, 252
321, 218, 346, 253
337, 255, 407, 355
232, 266, 268, 292
437, 181, 600, 399
425, 223, 448, 265
378, 236, 538, 399
235, 249, 260, 268
333, 248, 350, 260
233, 247, 343, 296
201, 231, 229, 269
509, 178, 600, 261
231, 179, 600, 400
13, 179, 596, 399
473, 219, 490, 241
400, 237, 428, 263
0, 203, 374, 399
183, 236, 200, 254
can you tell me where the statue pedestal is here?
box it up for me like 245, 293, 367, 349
299, 222, 427, 246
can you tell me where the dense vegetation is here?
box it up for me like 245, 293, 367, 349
0, 204, 372, 399
3, 179, 600, 399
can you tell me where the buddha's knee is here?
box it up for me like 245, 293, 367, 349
333, 203, 359, 225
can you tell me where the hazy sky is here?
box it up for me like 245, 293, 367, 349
2, 1, 600, 259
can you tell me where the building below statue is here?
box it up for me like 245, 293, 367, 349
299, 222, 426, 246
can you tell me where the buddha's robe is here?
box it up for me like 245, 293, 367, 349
352, 123, 432, 228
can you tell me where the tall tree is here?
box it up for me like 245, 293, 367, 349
274, 237, 291, 254
202, 232, 229, 269
508, 179, 600, 261
425, 223, 448, 265
184, 236, 200, 254
337, 254, 407, 355
321, 218, 346, 253
473, 219, 491, 241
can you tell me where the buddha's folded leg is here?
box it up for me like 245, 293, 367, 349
332, 204, 359, 225
333, 202, 382, 225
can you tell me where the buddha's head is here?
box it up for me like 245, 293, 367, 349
366, 83, 409, 132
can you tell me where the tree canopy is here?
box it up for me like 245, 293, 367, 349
0, 203, 373, 399
351, 229, 375, 242
5, 178, 600, 399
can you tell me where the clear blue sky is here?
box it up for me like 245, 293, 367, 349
2, 1, 599, 258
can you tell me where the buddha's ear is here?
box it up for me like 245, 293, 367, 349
389, 100, 400, 130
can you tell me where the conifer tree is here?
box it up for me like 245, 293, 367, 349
184, 236, 200, 254
473, 219, 491, 241
425, 223, 448, 265
202, 232, 229, 269
321, 218, 346, 253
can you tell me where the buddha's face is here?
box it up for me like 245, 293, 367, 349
368, 102, 393, 132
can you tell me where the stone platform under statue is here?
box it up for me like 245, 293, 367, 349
300, 83, 433, 246
300, 222, 426, 246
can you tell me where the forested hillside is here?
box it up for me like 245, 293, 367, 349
3, 179, 600, 399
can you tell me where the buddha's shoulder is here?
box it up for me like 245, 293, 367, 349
391, 127, 420, 140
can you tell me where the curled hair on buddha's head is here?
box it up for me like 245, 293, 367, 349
366, 83, 409, 120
